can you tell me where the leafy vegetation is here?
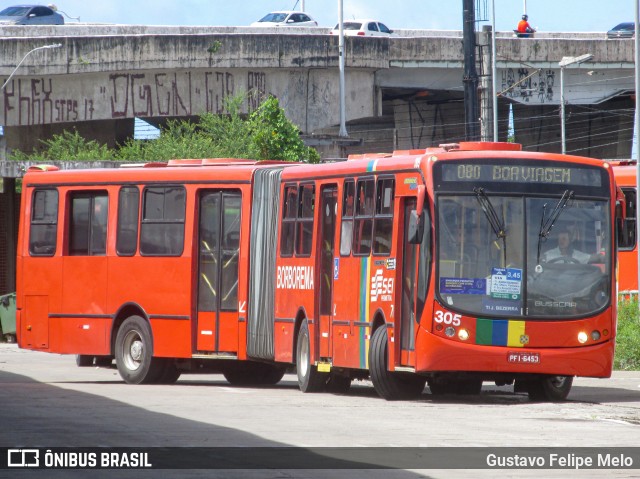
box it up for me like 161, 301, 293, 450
10, 94, 319, 164
615, 299, 640, 370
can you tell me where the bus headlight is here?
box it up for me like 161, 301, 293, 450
577, 332, 589, 344
591, 330, 601, 341
458, 329, 470, 341
445, 327, 456, 337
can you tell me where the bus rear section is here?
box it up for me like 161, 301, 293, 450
611, 162, 638, 296
16, 161, 291, 385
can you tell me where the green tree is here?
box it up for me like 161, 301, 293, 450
249, 95, 320, 163
10, 129, 113, 162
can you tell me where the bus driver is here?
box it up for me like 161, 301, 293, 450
542, 229, 591, 264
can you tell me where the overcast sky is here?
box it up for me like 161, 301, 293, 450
8, 1, 634, 33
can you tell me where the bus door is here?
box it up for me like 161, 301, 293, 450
399, 198, 418, 365
317, 185, 338, 359
196, 190, 241, 352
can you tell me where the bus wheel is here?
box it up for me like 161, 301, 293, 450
527, 375, 573, 402
369, 326, 426, 400
115, 315, 164, 384
76, 355, 93, 367
224, 362, 286, 386
296, 319, 327, 393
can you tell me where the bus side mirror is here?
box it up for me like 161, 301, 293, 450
408, 210, 424, 244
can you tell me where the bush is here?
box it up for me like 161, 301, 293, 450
615, 299, 640, 370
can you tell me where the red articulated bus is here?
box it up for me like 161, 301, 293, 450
610, 162, 638, 296
17, 142, 618, 401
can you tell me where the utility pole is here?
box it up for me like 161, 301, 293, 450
462, 0, 480, 141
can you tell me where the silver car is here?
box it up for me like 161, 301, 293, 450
0, 4, 64, 25
251, 11, 317, 27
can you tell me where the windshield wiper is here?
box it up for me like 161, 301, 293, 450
536, 189, 574, 264
473, 187, 507, 265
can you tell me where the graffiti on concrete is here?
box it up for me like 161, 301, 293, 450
500, 68, 556, 103
2, 69, 269, 127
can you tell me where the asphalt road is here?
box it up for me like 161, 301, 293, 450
0, 343, 639, 479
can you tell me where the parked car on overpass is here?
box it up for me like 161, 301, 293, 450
251, 11, 317, 27
330, 19, 394, 36
0, 4, 64, 25
606, 22, 634, 39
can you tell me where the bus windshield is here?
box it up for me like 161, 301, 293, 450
436, 192, 610, 319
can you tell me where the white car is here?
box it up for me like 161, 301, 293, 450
251, 11, 318, 27
330, 19, 394, 36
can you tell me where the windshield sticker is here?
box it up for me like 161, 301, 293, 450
440, 277, 486, 295
482, 297, 522, 315
489, 267, 522, 300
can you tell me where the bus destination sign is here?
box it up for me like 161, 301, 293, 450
442, 163, 602, 187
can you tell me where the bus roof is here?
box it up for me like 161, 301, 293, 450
22, 159, 295, 185
611, 162, 637, 187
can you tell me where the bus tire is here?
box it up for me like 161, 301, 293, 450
76, 355, 93, 367
527, 375, 573, 402
115, 315, 164, 384
369, 326, 426, 400
224, 361, 286, 386
296, 319, 327, 393
154, 360, 181, 384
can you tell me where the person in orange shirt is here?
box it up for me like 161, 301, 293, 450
516, 14, 535, 38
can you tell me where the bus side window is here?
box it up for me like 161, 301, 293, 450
353, 178, 374, 256
140, 186, 186, 256
116, 186, 140, 256
296, 183, 315, 257
69, 192, 108, 256
280, 185, 297, 257
373, 177, 394, 255
29, 188, 58, 256
340, 179, 355, 256
619, 188, 637, 250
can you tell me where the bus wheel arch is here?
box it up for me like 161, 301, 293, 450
110, 303, 148, 356
114, 313, 165, 384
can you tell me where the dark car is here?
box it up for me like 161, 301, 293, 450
0, 4, 64, 25
606, 22, 634, 39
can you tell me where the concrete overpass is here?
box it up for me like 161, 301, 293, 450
0, 25, 635, 161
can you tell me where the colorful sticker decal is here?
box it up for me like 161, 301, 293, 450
476, 318, 526, 347
440, 277, 486, 295
404, 177, 418, 190
482, 296, 522, 315
489, 267, 522, 300
385, 258, 396, 270
333, 257, 340, 280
